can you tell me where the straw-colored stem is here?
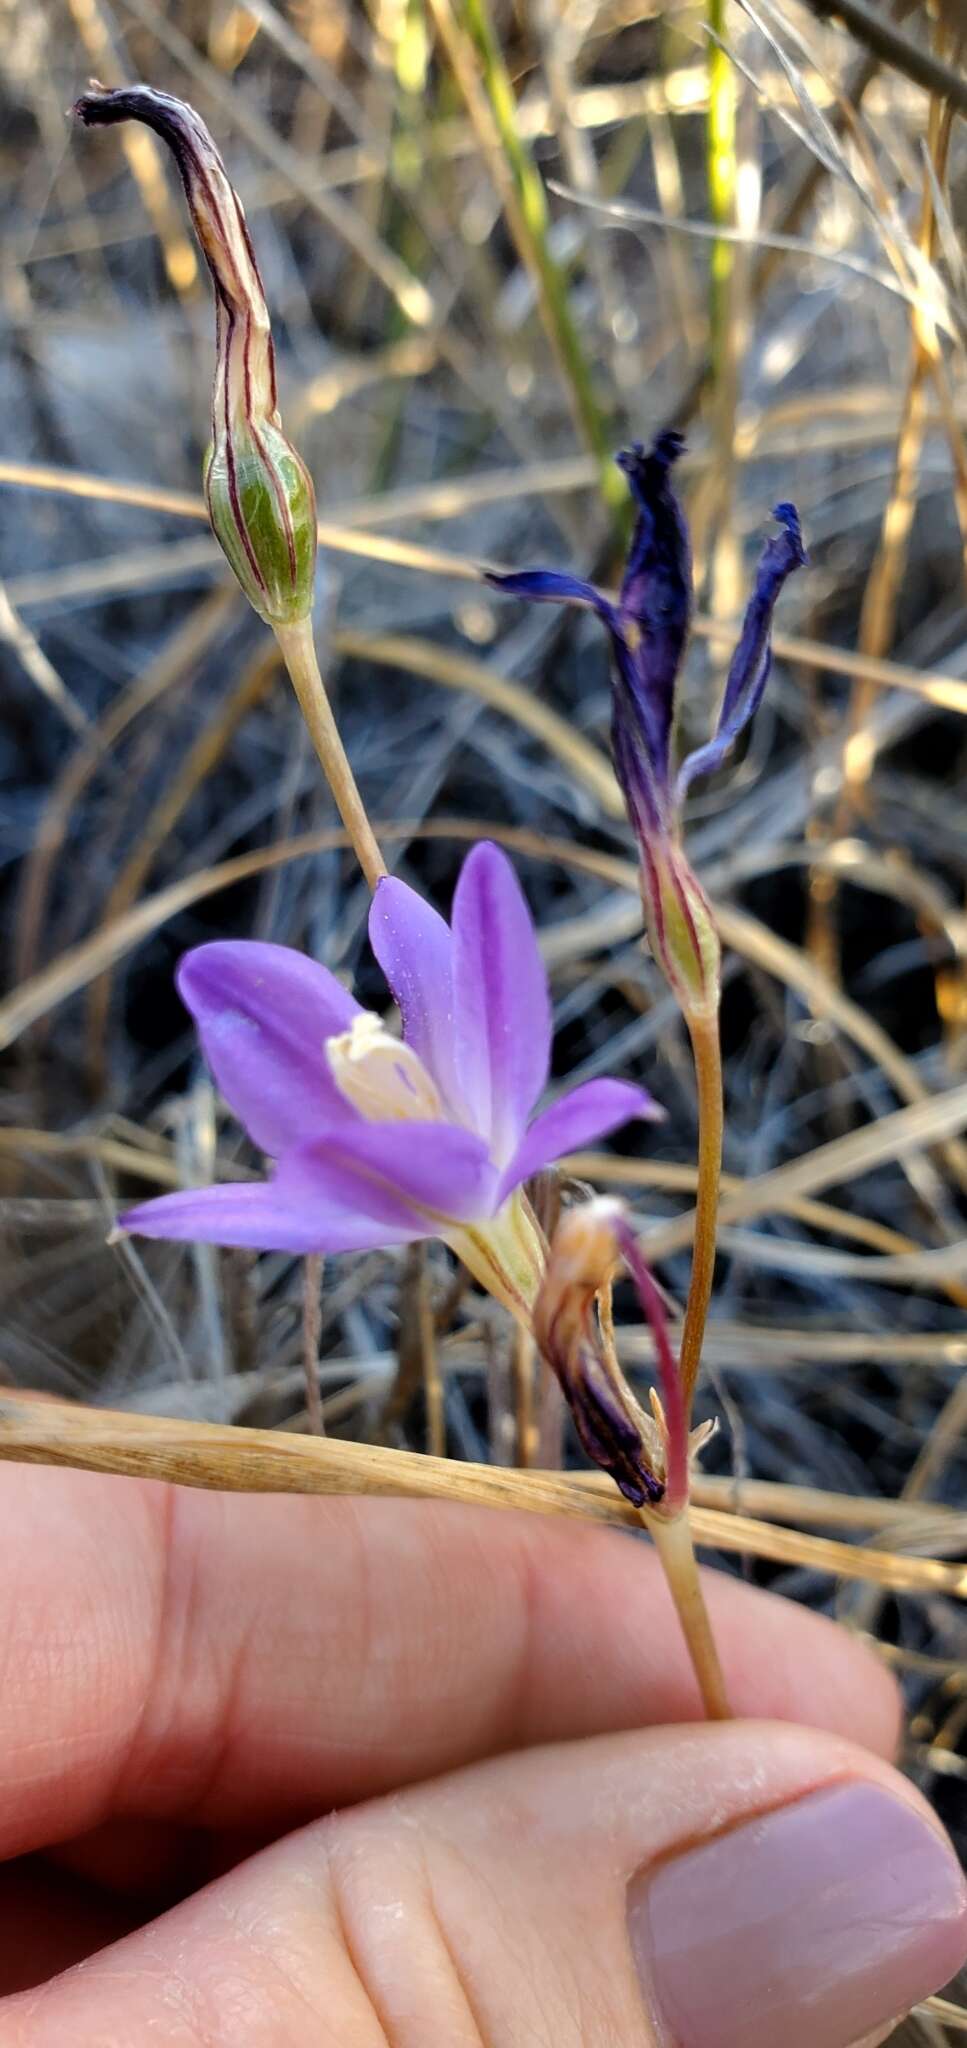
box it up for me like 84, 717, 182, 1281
649, 1507, 731, 1720
274, 619, 386, 890
679, 1009, 724, 1412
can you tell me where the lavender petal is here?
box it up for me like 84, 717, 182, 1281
177, 940, 361, 1155
119, 1176, 422, 1254
677, 502, 806, 799
450, 843, 552, 1165
368, 877, 463, 1116
291, 1118, 499, 1223
497, 1079, 661, 1202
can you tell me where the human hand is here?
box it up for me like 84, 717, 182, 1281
0, 1465, 962, 2046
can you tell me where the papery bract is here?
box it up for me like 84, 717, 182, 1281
120, 844, 661, 1324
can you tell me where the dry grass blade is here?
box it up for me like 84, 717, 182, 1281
331, 628, 622, 815
640, 1079, 967, 1269
802, 0, 967, 112
6, 456, 967, 713
83, 645, 282, 1072
0, 1394, 961, 1599
0, 579, 90, 737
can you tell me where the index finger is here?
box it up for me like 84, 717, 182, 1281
0, 1464, 899, 1857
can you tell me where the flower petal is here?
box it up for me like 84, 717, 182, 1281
484, 567, 612, 612
120, 1117, 498, 1254
450, 843, 551, 1165
614, 433, 692, 794
119, 1176, 421, 1254
497, 1078, 661, 1201
677, 502, 806, 799
296, 1118, 499, 1224
177, 941, 361, 1155
367, 877, 463, 1115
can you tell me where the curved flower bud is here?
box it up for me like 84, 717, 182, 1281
534, 1198, 710, 1515
74, 84, 317, 628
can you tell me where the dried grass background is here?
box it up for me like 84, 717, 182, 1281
1, 0, 967, 2034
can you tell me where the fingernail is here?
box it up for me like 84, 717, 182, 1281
628, 1781, 967, 2048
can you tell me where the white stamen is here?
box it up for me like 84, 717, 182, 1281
327, 1012, 444, 1124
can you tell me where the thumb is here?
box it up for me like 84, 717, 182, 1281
7, 1720, 966, 2048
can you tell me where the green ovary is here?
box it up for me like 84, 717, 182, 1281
205, 423, 317, 627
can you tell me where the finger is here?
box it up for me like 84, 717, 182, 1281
4, 1725, 964, 2048
0, 1465, 898, 1856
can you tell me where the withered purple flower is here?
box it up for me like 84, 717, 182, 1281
73, 84, 317, 629
534, 1198, 710, 1516
121, 844, 660, 1324
487, 433, 805, 1016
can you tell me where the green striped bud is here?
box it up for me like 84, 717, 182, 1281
640, 839, 721, 1021
74, 83, 317, 628
204, 418, 316, 628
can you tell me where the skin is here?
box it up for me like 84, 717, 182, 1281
0, 1465, 913, 2043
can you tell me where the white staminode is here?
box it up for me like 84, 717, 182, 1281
327, 1011, 444, 1124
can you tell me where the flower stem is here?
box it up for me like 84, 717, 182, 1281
649, 1507, 731, 1720
679, 1009, 724, 1414
274, 619, 386, 891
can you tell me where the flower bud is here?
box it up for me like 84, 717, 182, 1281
204, 416, 316, 629
74, 83, 317, 628
639, 839, 721, 1022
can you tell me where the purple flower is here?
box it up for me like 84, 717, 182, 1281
487, 433, 806, 1014
121, 844, 660, 1322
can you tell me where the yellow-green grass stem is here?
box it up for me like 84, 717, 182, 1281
706, 0, 736, 389
434, 0, 622, 522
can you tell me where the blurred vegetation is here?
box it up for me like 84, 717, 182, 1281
1, 2, 967, 2024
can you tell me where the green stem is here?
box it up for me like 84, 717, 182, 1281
679, 1009, 724, 1414
433, 0, 622, 519
707, 0, 736, 388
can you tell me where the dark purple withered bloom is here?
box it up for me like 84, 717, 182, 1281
487, 434, 806, 1016
120, 844, 660, 1324
534, 1198, 711, 1515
